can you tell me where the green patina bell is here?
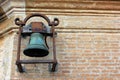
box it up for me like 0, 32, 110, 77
23, 33, 49, 57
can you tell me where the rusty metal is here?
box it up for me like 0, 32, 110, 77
16, 61, 24, 72
15, 13, 59, 73
51, 62, 57, 72
19, 60, 54, 64
31, 22, 47, 33
15, 21, 23, 72
52, 22, 57, 62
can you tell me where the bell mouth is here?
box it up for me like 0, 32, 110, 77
23, 48, 49, 57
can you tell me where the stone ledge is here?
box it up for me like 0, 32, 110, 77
0, 0, 120, 21
0, 26, 18, 38
1, 26, 120, 38
56, 28, 120, 33
0, 0, 120, 18
25, 1, 120, 10
0, 0, 120, 37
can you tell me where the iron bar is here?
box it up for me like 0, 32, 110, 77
51, 62, 57, 72
52, 23, 57, 62
19, 60, 54, 64
16, 62, 24, 72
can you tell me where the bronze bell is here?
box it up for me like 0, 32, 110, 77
23, 22, 49, 57
23, 32, 49, 57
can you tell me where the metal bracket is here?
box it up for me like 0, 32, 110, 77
48, 62, 58, 72
15, 13, 59, 73
16, 60, 58, 73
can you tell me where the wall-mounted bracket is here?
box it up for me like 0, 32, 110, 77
15, 13, 59, 73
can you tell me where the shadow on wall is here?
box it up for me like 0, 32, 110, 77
0, 5, 8, 22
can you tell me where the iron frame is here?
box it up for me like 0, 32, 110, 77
15, 13, 59, 73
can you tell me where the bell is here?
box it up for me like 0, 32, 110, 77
23, 33, 49, 57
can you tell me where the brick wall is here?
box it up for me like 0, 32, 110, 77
56, 33, 120, 80
0, 1, 120, 80
9, 15, 120, 80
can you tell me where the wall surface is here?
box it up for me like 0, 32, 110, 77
11, 15, 120, 80
0, 33, 15, 80
0, 0, 120, 80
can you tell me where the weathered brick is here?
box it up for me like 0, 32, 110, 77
0, 1, 120, 80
